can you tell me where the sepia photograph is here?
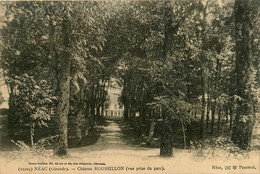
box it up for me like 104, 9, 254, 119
0, 0, 259, 173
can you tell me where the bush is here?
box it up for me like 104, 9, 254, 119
189, 137, 249, 160
11, 136, 57, 160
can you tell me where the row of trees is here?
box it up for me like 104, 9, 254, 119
0, 1, 117, 156
112, 0, 258, 156
0, 0, 259, 157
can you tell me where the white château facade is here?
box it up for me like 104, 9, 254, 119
103, 78, 124, 117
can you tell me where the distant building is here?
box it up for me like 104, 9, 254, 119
103, 78, 123, 117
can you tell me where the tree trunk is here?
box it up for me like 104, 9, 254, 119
186, 121, 192, 147
206, 94, 210, 129
90, 82, 96, 128
76, 110, 83, 144
76, 80, 85, 144
139, 84, 147, 135
146, 119, 155, 146
124, 101, 129, 121
53, 17, 71, 156
200, 68, 206, 139
211, 58, 220, 135
54, 50, 71, 156
7, 83, 15, 137
181, 118, 187, 149
85, 101, 90, 118
29, 121, 34, 147
217, 108, 222, 134
160, 115, 173, 157
160, 3, 173, 157
231, 0, 254, 150
211, 100, 216, 134
229, 107, 233, 131
159, 1, 194, 157
101, 104, 104, 117
162, 2, 174, 64
225, 108, 229, 123
96, 105, 100, 120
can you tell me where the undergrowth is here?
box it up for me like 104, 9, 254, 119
189, 137, 249, 160
11, 136, 57, 160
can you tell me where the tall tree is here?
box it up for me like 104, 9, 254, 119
53, 5, 72, 156
231, 0, 256, 149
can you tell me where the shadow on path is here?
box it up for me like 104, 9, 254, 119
70, 117, 142, 153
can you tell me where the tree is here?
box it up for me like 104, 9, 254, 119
231, 0, 257, 150
1, 1, 109, 156
52, 5, 72, 156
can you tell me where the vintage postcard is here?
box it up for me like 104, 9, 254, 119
0, 0, 259, 174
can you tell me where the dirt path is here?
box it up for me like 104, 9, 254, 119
70, 119, 139, 154
0, 117, 259, 174
92, 119, 129, 149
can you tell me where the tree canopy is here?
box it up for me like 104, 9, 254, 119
0, 0, 258, 157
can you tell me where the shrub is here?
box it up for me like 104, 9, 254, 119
189, 137, 249, 160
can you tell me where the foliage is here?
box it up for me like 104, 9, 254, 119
189, 137, 249, 160
11, 138, 55, 159
0, 0, 258, 157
